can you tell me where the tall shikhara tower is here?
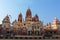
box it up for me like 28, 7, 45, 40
18, 13, 22, 23
25, 8, 32, 22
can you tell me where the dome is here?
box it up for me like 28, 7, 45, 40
2, 15, 10, 23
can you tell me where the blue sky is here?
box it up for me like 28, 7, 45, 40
0, 0, 60, 25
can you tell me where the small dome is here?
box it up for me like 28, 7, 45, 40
54, 17, 59, 21
53, 17, 59, 23
34, 14, 39, 22
47, 22, 51, 26
3, 15, 10, 23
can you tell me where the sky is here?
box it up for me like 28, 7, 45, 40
0, 0, 60, 25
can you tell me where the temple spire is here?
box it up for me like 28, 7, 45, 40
18, 12, 22, 22
26, 8, 32, 18
34, 14, 39, 22
53, 17, 59, 24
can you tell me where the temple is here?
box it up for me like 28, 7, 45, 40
0, 8, 60, 39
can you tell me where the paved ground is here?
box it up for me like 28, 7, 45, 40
0, 39, 60, 40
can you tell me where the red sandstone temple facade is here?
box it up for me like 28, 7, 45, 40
0, 8, 60, 39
